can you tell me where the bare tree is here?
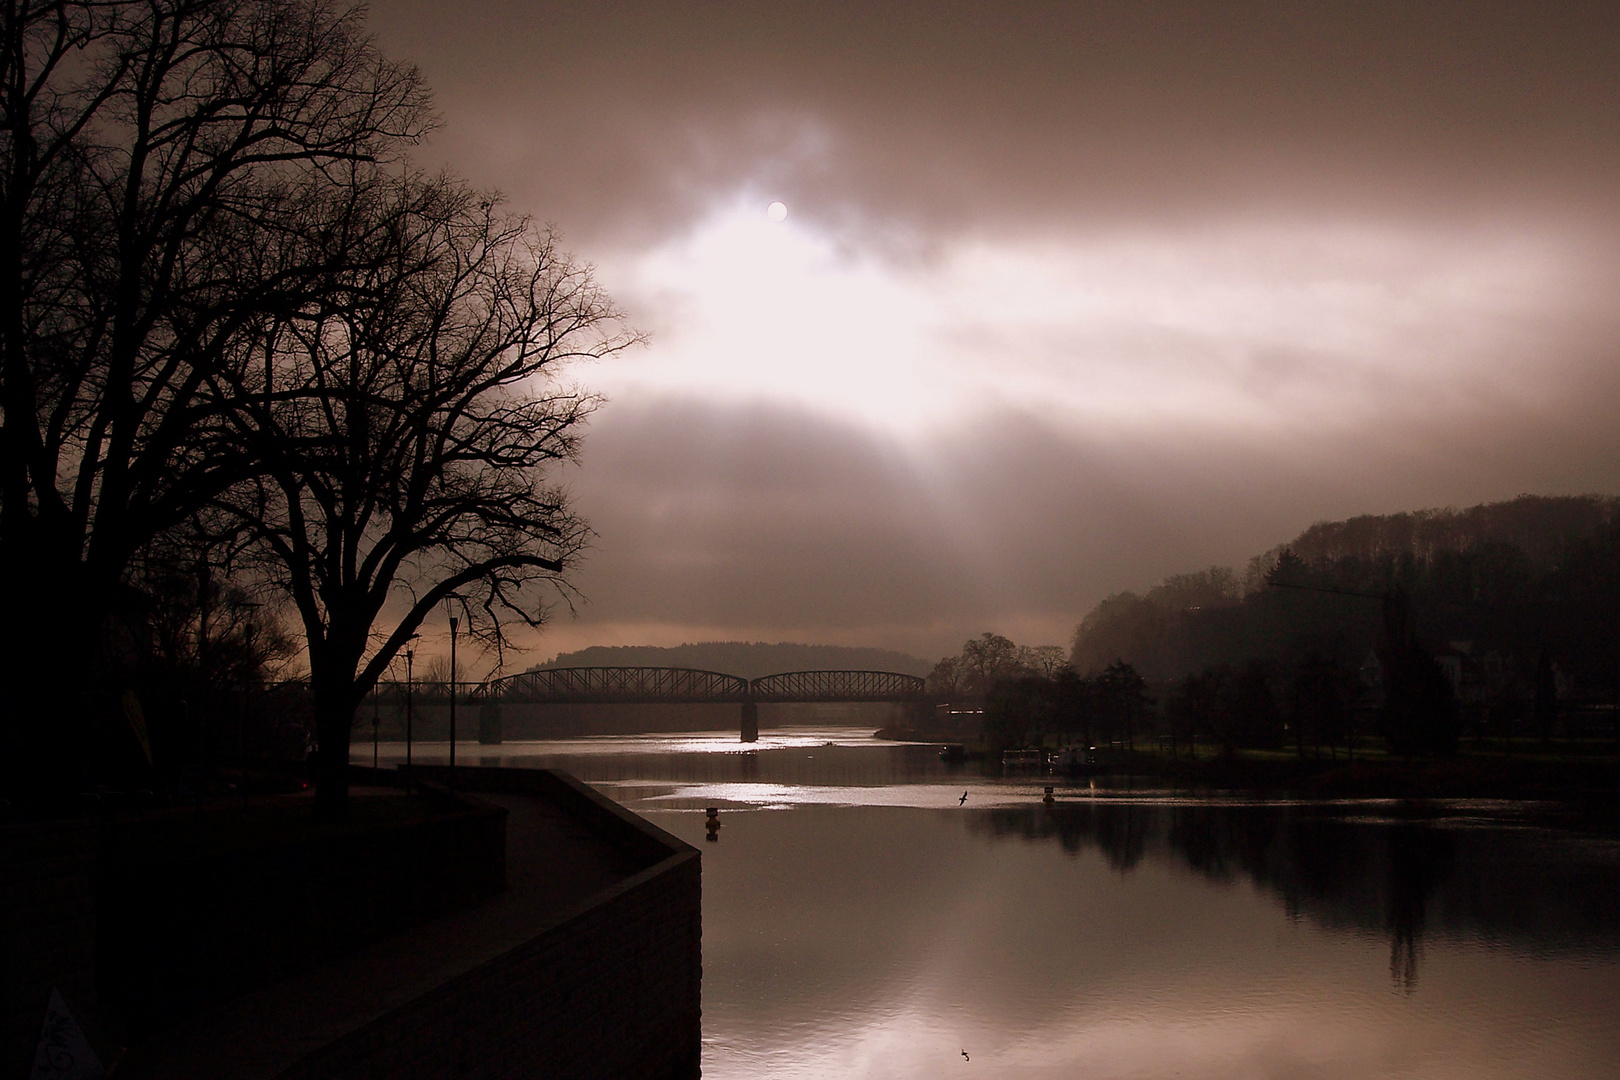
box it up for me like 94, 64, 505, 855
0, 0, 430, 802
959, 631, 1022, 698
926, 654, 964, 698
1019, 644, 1069, 679
215, 174, 634, 816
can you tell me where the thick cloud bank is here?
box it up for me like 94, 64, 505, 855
368, 1, 1620, 661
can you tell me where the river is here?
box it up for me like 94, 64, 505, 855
370, 727, 1620, 1079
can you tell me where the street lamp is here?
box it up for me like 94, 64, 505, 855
405, 647, 416, 769
236, 601, 261, 765
449, 615, 460, 768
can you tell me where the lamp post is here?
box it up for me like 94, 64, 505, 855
399, 632, 421, 771
449, 615, 459, 767
405, 648, 415, 769
235, 600, 261, 767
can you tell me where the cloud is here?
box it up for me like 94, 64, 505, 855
536, 377, 1620, 660
372, 1, 1620, 245
364, 1, 1620, 658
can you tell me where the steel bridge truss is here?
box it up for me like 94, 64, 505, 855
483, 667, 925, 705
486, 667, 750, 704
747, 669, 925, 703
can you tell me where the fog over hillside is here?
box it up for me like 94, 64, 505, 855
1070, 493, 1620, 685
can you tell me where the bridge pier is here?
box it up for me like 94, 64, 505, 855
740, 700, 758, 743
478, 701, 503, 745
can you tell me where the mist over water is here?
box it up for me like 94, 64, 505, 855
366, 728, 1620, 1078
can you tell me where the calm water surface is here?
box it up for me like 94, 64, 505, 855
369, 728, 1620, 1079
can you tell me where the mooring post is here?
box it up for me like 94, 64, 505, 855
741, 699, 759, 742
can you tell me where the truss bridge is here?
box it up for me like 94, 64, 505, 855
748, 669, 926, 703
486, 667, 750, 705
482, 666, 926, 742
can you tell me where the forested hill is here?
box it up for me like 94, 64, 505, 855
1267, 495, 1620, 574
531, 642, 933, 680
1071, 494, 1620, 688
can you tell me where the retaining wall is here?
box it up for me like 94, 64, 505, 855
295, 766, 701, 1080
100, 787, 508, 1038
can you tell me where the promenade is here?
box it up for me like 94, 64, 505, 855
118, 770, 700, 1080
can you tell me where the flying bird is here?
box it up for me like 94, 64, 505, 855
958, 791, 968, 805
962, 1048, 970, 1060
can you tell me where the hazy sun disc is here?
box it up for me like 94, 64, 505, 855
767, 201, 788, 222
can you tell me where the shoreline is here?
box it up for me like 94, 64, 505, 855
879, 730, 1620, 821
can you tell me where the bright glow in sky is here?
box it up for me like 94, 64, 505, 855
599, 196, 1583, 440
364, 0, 1620, 663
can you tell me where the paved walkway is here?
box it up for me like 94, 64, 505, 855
118, 788, 652, 1079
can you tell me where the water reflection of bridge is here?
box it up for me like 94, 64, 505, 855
482, 668, 927, 742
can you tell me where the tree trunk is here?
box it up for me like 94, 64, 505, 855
0, 548, 107, 810
313, 689, 358, 821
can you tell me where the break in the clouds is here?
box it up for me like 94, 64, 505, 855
603, 202, 1602, 434
366, 1, 1620, 664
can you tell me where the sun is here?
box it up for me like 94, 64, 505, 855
767, 201, 788, 222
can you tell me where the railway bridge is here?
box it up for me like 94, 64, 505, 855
482, 667, 928, 741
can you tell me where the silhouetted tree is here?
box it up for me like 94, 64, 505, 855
1533, 649, 1559, 743
1051, 668, 1094, 748
1287, 652, 1357, 759
1019, 644, 1069, 678
982, 674, 1047, 751
1380, 641, 1459, 757
959, 632, 1021, 698
1206, 661, 1282, 754
925, 654, 964, 697
0, 0, 429, 805
213, 175, 632, 816
1095, 659, 1149, 750
1169, 667, 1226, 759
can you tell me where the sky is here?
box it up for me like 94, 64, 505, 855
364, 1, 1620, 667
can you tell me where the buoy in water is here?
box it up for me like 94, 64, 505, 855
705, 806, 721, 842
1043, 785, 1056, 807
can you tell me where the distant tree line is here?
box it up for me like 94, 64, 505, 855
0, 1, 630, 816
920, 495, 1619, 759
922, 633, 1144, 751
926, 632, 1067, 700
1069, 495, 1620, 749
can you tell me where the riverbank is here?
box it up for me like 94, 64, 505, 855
880, 729, 1620, 810
1092, 745, 1617, 800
